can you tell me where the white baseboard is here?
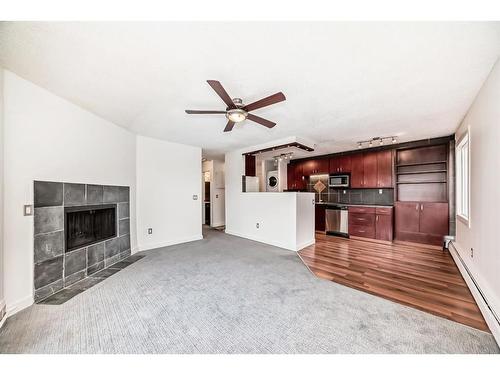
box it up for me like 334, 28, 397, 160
137, 234, 203, 252
211, 222, 225, 228
0, 299, 6, 329
296, 238, 315, 251
449, 242, 500, 344
6, 295, 34, 317
225, 230, 296, 252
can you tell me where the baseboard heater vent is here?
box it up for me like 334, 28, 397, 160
450, 242, 500, 327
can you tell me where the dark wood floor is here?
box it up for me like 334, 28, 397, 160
298, 233, 489, 331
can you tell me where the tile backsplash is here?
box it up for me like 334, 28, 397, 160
308, 175, 394, 206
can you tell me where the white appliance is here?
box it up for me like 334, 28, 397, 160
266, 170, 279, 192
244, 176, 260, 192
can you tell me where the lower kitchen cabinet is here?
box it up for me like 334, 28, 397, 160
315, 204, 326, 231
348, 206, 393, 241
395, 201, 448, 246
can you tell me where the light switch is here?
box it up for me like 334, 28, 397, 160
24, 205, 33, 216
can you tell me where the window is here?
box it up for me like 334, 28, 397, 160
456, 132, 470, 225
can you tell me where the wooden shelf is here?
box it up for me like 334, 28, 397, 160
396, 181, 447, 184
396, 170, 447, 175
396, 160, 447, 167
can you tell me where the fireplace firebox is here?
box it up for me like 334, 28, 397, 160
65, 205, 116, 252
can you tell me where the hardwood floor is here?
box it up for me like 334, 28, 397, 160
298, 233, 489, 331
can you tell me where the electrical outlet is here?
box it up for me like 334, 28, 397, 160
471, 248, 474, 258
148, 228, 153, 235
379, 189, 383, 194
256, 223, 260, 229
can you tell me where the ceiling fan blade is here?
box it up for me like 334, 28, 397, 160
243, 92, 286, 112
207, 80, 236, 109
185, 110, 226, 114
247, 113, 276, 128
223, 120, 235, 132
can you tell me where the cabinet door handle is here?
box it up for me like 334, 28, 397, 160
421, 204, 424, 211
415, 204, 419, 210
376, 215, 379, 222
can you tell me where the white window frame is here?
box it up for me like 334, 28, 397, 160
456, 131, 470, 226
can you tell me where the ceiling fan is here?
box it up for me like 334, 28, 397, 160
185, 80, 286, 132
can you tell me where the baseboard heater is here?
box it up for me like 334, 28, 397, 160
450, 242, 500, 328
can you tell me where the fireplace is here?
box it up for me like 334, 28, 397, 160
65, 205, 116, 252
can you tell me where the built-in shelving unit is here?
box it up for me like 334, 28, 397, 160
395, 145, 448, 202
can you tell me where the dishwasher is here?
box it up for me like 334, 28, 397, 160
325, 205, 349, 237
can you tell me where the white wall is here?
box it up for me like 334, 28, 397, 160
0, 69, 5, 319
454, 57, 500, 339
225, 150, 314, 251
136, 136, 202, 251
2, 71, 137, 315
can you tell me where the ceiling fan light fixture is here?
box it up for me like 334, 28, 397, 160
226, 109, 247, 123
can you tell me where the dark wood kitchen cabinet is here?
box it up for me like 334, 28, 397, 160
330, 155, 352, 174
363, 152, 378, 187
395, 201, 448, 246
287, 162, 306, 190
303, 158, 328, 175
350, 153, 364, 188
348, 206, 393, 241
375, 207, 393, 241
315, 204, 326, 232
376, 150, 393, 187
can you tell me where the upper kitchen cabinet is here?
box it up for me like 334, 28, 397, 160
287, 161, 306, 190
376, 150, 393, 187
303, 158, 328, 176
350, 153, 364, 188
362, 152, 378, 187
330, 155, 351, 174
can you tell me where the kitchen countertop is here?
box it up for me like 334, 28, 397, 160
315, 202, 393, 208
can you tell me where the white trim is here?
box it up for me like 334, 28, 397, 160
137, 235, 203, 252
224, 230, 296, 252
6, 295, 34, 317
449, 242, 500, 345
0, 299, 6, 329
296, 238, 315, 251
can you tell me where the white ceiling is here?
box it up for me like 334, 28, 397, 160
1, 22, 499, 160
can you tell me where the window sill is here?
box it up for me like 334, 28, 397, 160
457, 214, 470, 228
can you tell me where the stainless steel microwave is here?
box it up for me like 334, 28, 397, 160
329, 174, 350, 188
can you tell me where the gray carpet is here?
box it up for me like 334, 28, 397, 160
0, 228, 498, 353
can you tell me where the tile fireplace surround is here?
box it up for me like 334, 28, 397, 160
33, 181, 131, 302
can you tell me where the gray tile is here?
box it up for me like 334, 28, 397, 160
119, 218, 130, 236
108, 261, 132, 270
34, 256, 63, 289
64, 269, 86, 287
87, 242, 104, 266
87, 261, 104, 275
118, 202, 129, 219
68, 277, 104, 290
34, 181, 63, 208
119, 234, 130, 252
65, 247, 87, 276
118, 186, 130, 202
34, 207, 64, 235
34, 279, 63, 302
38, 288, 83, 305
86, 184, 103, 205
64, 183, 86, 206
105, 253, 121, 267
103, 186, 120, 203
105, 237, 120, 259
34, 230, 64, 263
120, 248, 131, 260
92, 267, 121, 279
